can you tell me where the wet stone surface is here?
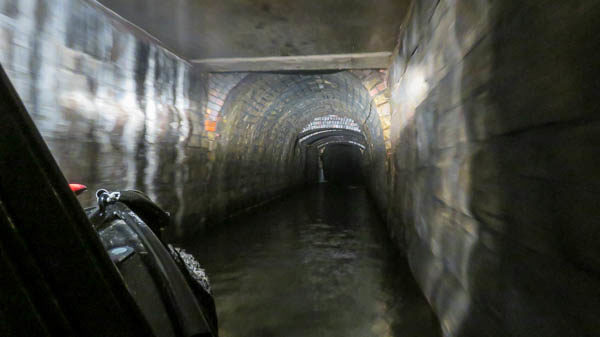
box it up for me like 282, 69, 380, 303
182, 184, 440, 337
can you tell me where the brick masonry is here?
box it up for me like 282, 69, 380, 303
207, 72, 388, 220
205, 72, 247, 131
351, 69, 392, 153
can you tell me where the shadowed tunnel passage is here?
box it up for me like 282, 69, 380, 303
321, 144, 365, 185
1, 0, 599, 336
205, 71, 387, 226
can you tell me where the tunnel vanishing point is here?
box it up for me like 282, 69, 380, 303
1, 0, 599, 336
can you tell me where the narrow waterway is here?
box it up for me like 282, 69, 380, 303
183, 184, 441, 337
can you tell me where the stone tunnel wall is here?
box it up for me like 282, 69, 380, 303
386, 0, 600, 336
0, 0, 390, 238
0, 0, 214, 237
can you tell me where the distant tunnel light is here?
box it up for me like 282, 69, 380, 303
301, 115, 361, 133
318, 140, 366, 150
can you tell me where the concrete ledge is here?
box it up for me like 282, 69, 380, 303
192, 52, 392, 72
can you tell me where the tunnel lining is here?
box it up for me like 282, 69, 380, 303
207, 71, 386, 213
298, 129, 366, 145
318, 140, 366, 150
301, 114, 361, 133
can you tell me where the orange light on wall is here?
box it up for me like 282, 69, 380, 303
205, 120, 217, 132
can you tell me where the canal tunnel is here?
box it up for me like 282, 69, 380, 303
0, 0, 599, 336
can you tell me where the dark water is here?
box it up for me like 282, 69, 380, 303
183, 185, 441, 337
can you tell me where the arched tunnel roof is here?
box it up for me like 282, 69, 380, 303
315, 137, 366, 150
297, 128, 366, 148
218, 71, 384, 152
301, 115, 361, 133
209, 71, 386, 201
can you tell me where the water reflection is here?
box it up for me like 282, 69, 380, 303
0, 0, 204, 236
183, 185, 441, 337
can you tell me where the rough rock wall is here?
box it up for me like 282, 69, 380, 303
386, 0, 600, 336
0, 0, 211, 237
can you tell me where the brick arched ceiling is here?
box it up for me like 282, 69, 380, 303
205, 71, 386, 210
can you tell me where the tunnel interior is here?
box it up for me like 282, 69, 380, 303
297, 114, 368, 185
207, 71, 386, 219
320, 144, 364, 185
1, 0, 599, 336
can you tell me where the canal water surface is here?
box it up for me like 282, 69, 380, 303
183, 184, 441, 337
